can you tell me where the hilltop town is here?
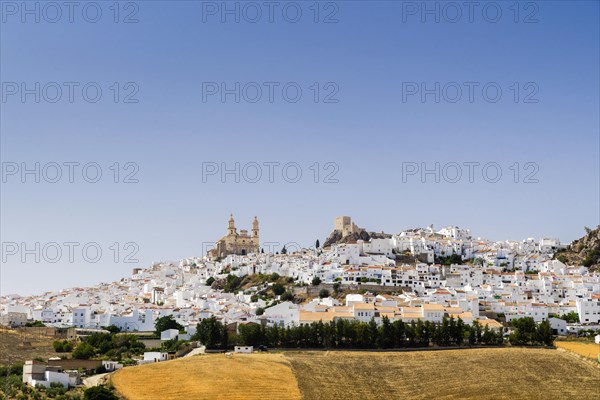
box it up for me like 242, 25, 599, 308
3, 216, 600, 397
3, 217, 599, 335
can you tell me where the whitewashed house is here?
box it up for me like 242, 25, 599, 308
160, 329, 180, 341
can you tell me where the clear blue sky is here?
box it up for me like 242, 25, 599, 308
1, 1, 599, 295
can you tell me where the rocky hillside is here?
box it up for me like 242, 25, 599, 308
554, 226, 600, 271
323, 229, 391, 248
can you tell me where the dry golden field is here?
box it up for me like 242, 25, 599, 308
556, 340, 600, 361
113, 348, 600, 400
286, 348, 600, 400
111, 353, 302, 400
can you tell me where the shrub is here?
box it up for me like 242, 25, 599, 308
72, 342, 95, 360
47, 382, 67, 397
311, 276, 322, 286
104, 325, 121, 334
84, 386, 118, 400
319, 289, 330, 298
94, 365, 107, 374
53, 340, 64, 352
0, 364, 23, 376
280, 292, 294, 301
25, 321, 45, 327
53, 340, 73, 352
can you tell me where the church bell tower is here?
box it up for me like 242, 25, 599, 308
252, 216, 259, 248
228, 214, 237, 236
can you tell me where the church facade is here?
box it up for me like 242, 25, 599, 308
209, 215, 259, 258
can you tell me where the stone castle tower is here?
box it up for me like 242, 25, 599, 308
334, 216, 360, 237
210, 215, 259, 258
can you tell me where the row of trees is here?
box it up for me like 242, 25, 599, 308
193, 316, 508, 350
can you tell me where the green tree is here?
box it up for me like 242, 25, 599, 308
316, 239, 320, 249
223, 274, 242, 292
405, 321, 417, 346
415, 320, 425, 346
238, 323, 265, 347
438, 254, 462, 265
469, 320, 481, 345
85, 333, 113, 354
482, 326, 494, 344
255, 307, 265, 316
333, 282, 341, 293
53, 340, 73, 352
154, 315, 183, 337
311, 276, 322, 286
206, 277, 215, 286
559, 311, 579, 323
422, 321, 434, 347
378, 316, 395, 348
440, 317, 451, 346
536, 320, 554, 346
454, 318, 465, 346
72, 342, 95, 360
272, 283, 285, 296
193, 316, 227, 349
393, 320, 406, 347
319, 289, 330, 298
509, 317, 537, 345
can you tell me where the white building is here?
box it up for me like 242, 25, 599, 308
143, 352, 169, 363
262, 302, 299, 327
576, 297, 600, 324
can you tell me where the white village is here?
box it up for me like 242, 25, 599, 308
2, 217, 599, 392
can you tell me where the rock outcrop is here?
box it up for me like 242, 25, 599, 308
554, 226, 600, 272
323, 226, 391, 248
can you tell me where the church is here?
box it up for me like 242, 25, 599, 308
209, 214, 259, 258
